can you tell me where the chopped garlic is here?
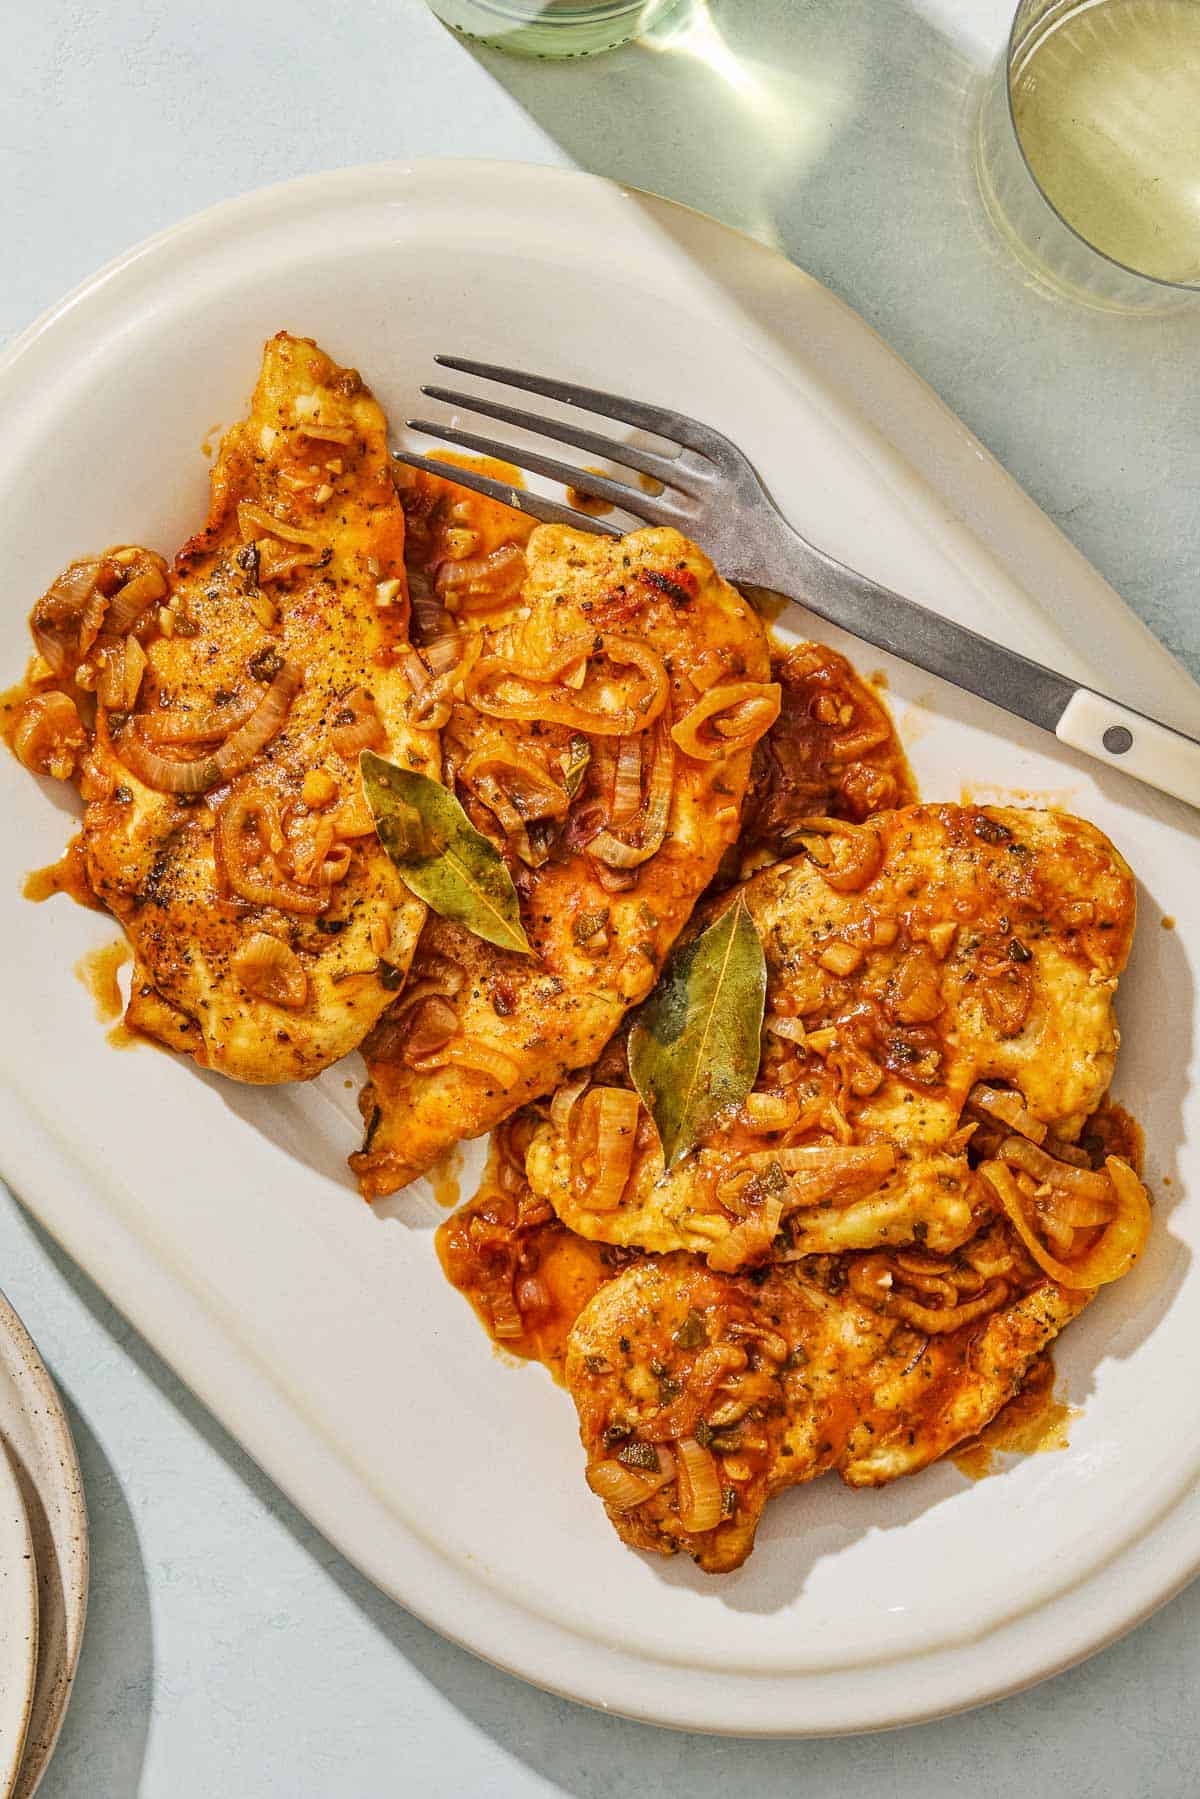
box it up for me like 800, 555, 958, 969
302, 769, 338, 810
375, 578, 401, 607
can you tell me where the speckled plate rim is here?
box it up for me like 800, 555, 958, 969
0, 160, 1197, 1738
0, 1291, 88, 1798
0, 1358, 38, 1798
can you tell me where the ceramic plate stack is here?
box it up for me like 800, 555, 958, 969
0, 1294, 88, 1796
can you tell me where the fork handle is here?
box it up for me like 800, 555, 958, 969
741, 524, 1200, 813
1054, 690, 1200, 808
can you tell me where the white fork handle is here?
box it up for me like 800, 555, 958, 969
1056, 690, 1200, 809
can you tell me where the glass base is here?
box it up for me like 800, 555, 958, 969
973, 26, 1199, 315
428, 0, 687, 57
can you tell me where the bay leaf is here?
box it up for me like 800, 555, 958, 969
562, 733, 591, 800
627, 896, 766, 1170
360, 750, 533, 957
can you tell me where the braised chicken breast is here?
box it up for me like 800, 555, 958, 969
13, 334, 438, 1081
442, 1090, 1147, 1572
565, 1237, 1092, 1573
352, 524, 776, 1197
527, 804, 1136, 1265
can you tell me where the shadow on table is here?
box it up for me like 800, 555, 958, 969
453, 0, 1200, 680
33, 1395, 152, 1799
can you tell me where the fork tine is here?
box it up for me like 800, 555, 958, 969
433, 355, 735, 463
391, 450, 621, 537
420, 385, 688, 487
405, 420, 690, 528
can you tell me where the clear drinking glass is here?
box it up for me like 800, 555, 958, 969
974, 0, 1200, 312
426, 0, 688, 57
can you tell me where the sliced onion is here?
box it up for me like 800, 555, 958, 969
515, 1273, 550, 1318
550, 1075, 590, 1134
12, 692, 87, 780
328, 789, 379, 840
741, 1143, 895, 1211
997, 1134, 1112, 1200
787, 817, 883, 893
119, 663, 300, 794
30, 558, 104, 673
106, 565, 168, 634
142, 690, 262, 744
330, 687, 385, 758
674, 1437, 724, 1533
466, 634, 668, 736
402, 649, 431, 698
1038, 1188, 1114, 1230
1041, 1132, 1092, 1169
96, 644, 128, 711
611, 735, 643, 824
435, 542, 525, 611
212, 662, 301, 777
848, 1256, 1010, 1333
586, 1444, 676, 1511
980, 1158, 1150, 1289
410, 583, 454, 644
424, 632, 462, 678
215, 788, 328, 914
471, 771, 523, 834
706, 1194, 784, 1272
571, 1086, 641, 1211
401, 996, 459, 1063
232, 931, 308, 1008
237, 501, 325, 548
590, 719, 675, 869
740, 1090, 802, 1131
489, 1285, 525, 1340
409, 1041, 521, 1085
460, 749, 570, 825
78, 585, 110, 657
978, 958, 1034, 1038
295, 422, 355, 444
122, 634, 148, 709
118, 734, 220, 796
968, 1082, 1047, 1145
670, 680, 781, 761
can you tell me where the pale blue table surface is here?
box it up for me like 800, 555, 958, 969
4, 2, 1199, 1794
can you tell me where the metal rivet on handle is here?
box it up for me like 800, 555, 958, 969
1103, 725, 1134, 755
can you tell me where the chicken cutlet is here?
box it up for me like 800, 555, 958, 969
526, 804, 1136, 1265
565, 1235, 1095, 1573
351, 524, 777, 1197
441, 1090, 1147, 1571
12, 333, 439, 1081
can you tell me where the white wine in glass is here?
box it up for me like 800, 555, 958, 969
976, 0, 1200, 309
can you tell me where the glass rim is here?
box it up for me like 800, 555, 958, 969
442, 0, 656, 16
1003, 0, 1200, 295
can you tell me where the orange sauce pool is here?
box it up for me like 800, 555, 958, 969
429, 1145, 464, 1211
435, 1131, 625, 1385
401, 452, 534, 563
23, 835, 104, 911
76, 939, 130, 1024
953, 1355, 1078, 1480
566, 467, 616, 518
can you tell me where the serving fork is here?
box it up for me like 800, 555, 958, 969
394, 357, 1200, 812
